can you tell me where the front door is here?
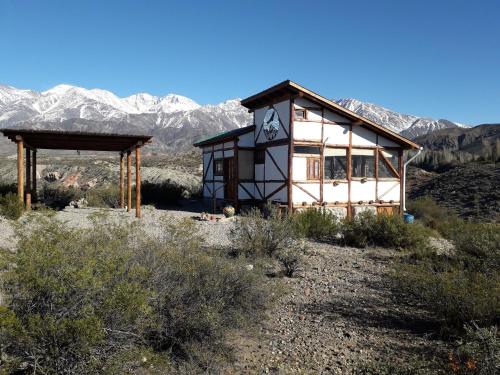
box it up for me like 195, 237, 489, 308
223, 157, 235, 201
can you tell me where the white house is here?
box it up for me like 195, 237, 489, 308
194, 81, 419, 217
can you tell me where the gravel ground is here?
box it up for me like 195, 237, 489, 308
0, 207, 447, 373
224, 244, 447, 374
0, 204, 234, 250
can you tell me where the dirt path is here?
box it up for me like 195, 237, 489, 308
226, 243, 446, 374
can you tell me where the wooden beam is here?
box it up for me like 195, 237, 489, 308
25, 147, 31, 210
288, 99, 294, 212
16, 139, 24, 203
32, 149, 37, 203
347, 125, 352, 218
127, 151, 132, 212
135, 146, 141, 218
292, 182, 320, 202
399, 150, 404, 215
379, 149, 400, 178
119, 153, 125, 208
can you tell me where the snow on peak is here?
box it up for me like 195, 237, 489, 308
155, 94, 200, 113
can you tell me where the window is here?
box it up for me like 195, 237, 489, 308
307, 158, 320, 180
294, 108, 307, 120
324, 148, 347, 180
378, 149, 399, 178
294, 146, 320, 155
254, 149, 265, 164
352, 149, 375, 178
214, 159, 224, 176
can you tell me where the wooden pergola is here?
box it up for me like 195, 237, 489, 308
0, 129, 152, 218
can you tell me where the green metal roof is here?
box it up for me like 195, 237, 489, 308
193, 125, 255, 147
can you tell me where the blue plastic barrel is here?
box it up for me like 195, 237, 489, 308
403, 213, 414, 224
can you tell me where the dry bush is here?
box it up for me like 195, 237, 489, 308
231, 203, 304, 277
0, 192, 24, 220
340, 211, 432, 251
0, 215, 273, 373
293, 208, 340, 242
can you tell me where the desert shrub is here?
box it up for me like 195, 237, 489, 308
231, 204, 300, 258
142, 180, 193, 207
449, 323, 499, 375
277, 248, 302, 277
450, 222, 500, 271
0, 192, 24, 220
395, 261, 499, 330
85, 185, 120, 208
0, 216, 272, 373
0, 182, 17, 196
293, 208, 339, 241
340, 211, 431, 251
355, 359, 444, 375
41, 184, 83, 209
231, 204, 304, 277
407, 197, 450, 229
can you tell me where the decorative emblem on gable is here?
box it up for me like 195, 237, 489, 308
262, 108, 280, 140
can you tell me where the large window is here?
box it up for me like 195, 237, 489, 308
214, 159, 224, 176
324, 148, 347, 180
352, 149, 375, 178
378, 150, 399, 178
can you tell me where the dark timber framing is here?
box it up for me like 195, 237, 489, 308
195, 80, 419, 214
1, 129, 152, 218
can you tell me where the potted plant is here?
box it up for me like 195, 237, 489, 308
223, 205, 235, 218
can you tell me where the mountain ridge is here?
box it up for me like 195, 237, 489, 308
0, 83, 466, 151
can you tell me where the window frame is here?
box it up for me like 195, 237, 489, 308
324, 147, 348, 181
294, 108, 307, 121
377, 149, 400, 179
351, 149, 376, 179
213, 159, 224, 176
306, 157, 321, 180
254, 149, 265, 164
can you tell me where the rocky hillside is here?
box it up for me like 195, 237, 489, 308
0, 83, 466, 153
413, 123, 499, 154
407, 162, 500, 222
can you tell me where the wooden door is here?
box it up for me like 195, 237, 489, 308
223, 157, 236, 201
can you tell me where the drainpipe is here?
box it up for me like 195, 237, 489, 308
402, 146, 424, 212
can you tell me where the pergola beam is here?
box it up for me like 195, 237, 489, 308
135, 146, 141, 218
127, 151, 132, 212
16, 138, 24, 204
119, 153, 125, 209
2, 129, 152, 218
25, 147, 31, 209
32, 149, 37, 203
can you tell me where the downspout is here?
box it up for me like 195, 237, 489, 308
402, 146, 424, 212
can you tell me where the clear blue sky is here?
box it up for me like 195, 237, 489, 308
1, 0, 499, 125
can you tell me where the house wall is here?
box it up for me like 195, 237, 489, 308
199, 94, 406, 216
289, 98, 403, 217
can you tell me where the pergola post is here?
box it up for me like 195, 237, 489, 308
135, 146, 141, 218
119, 153, 125, 209
127, 151, 132, 212
16, 138, 24, 204
32, 149, 37, 203
25, 147, 31, 210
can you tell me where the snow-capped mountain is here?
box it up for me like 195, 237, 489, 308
0, 83, 465, 152
335, 98, 464, 138
0, 83, 252, 151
